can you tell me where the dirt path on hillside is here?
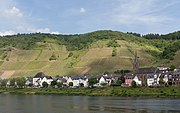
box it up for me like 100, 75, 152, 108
81, 67, 91, 75
0, 71, 15, 79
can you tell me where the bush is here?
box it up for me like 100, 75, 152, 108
107, 40, 120, 47
49, 53, 57, 60
112, 48, 117, 57
69, 82, 73, 87
131, 81, 137, 88
68, 52, 73, 57
42, 81, 48, 88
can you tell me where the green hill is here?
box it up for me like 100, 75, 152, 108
0, 30, 179, 78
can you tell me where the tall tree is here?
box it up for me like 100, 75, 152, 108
16, 77, 26, 88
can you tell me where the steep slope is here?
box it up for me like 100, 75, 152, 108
0, 40, 160, 77
0, 30, 179, 78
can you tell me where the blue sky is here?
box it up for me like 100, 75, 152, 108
0, 0, 180, 36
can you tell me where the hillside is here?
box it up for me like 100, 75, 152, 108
0, 30, 179, 78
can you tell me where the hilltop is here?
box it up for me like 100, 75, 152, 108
0, 30, 179, 78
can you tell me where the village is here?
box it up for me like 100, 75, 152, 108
0, 66, 179, 88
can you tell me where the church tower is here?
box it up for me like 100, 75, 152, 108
133, 51, 139, 72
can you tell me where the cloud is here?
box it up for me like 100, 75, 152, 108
111, 0, 163, 24
108, 0, 179, 33
3, 6, 23, 18
0, 2, 58, 35
50, 32, 60, 35
27, 28, 50, 33
0, 31, 16, 36
80, 8, 86, 13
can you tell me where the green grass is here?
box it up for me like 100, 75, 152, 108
37, 50, 53, 61
91, 40, 109, 48
22, 61, 50, 70
0, 61, 4, 66
0, 50, 4, 58
12, 70, 40, 77
8, 50, 41, 61
0, 62, 28, 70
0, 87, 180, 97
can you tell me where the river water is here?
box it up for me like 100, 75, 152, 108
0, 95, 179, 113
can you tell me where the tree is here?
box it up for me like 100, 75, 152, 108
107, 39, 120, 47
10, 78, 16, 87
88, 77, 98, 87
79, 83, 84, 87
101, 82, 108, 87
16, 77, 26, 88
57, 82, 63, 88
0, 79, 8, 88
28, 83, 33, 87
169, 65, 176, 71
49, 53, 57, 61
112, 48, 117, 57
131, 80, 137, 88
68, 52, 73, 57
69, 82, 73, 87
111, 80, 122, 87
159, 77, 165, 86
42, 81, 48, 88
114, 70, 131, 74
116, 80, 122, 86
50, 80, 57, 87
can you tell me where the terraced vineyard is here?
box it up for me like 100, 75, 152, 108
0, 30, 179, 78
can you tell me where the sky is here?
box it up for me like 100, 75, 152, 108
0, 0, 180, 36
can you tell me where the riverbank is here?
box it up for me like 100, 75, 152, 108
0, 87, 180, 97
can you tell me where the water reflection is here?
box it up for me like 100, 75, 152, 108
0, 95, 179, 113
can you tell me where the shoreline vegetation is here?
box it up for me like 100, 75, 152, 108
0, 87, 180, 97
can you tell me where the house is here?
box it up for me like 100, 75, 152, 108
124, 74, 134, 86
146, 74, 160, 86
98, 74, 112, 86
41, 76, 53, 86
147, 74, 154, 86
135, 67, 159, 86
157, 67, 168, 73
133, 75, 142, 86
33, 72, 53, 87
172, 71, 180, 86
67, 75, 89, 87
56, 77, 67, 84
33, 72, 45, 87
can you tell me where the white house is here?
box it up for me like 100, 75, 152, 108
147, 74, 160, 86
147, 77, 154, 86
67, 76, 89, 87
41, 76, 53, 86
33, 72, 53, 87
98, 75, 112, 86
133, 75, 142, 86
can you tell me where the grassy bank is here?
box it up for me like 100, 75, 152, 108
0, 87, 180, 97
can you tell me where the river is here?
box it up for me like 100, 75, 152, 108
0, 95, 179, 113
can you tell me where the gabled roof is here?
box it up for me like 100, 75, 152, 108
135, 67, 157, 74
69, 75, 89, 80
146, 74, 155, 78
100, 76, 112, 80
33, 72, 45, 79
133, 75, 142, 81
45, 76, 52, 79
124, 74, 134, 79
